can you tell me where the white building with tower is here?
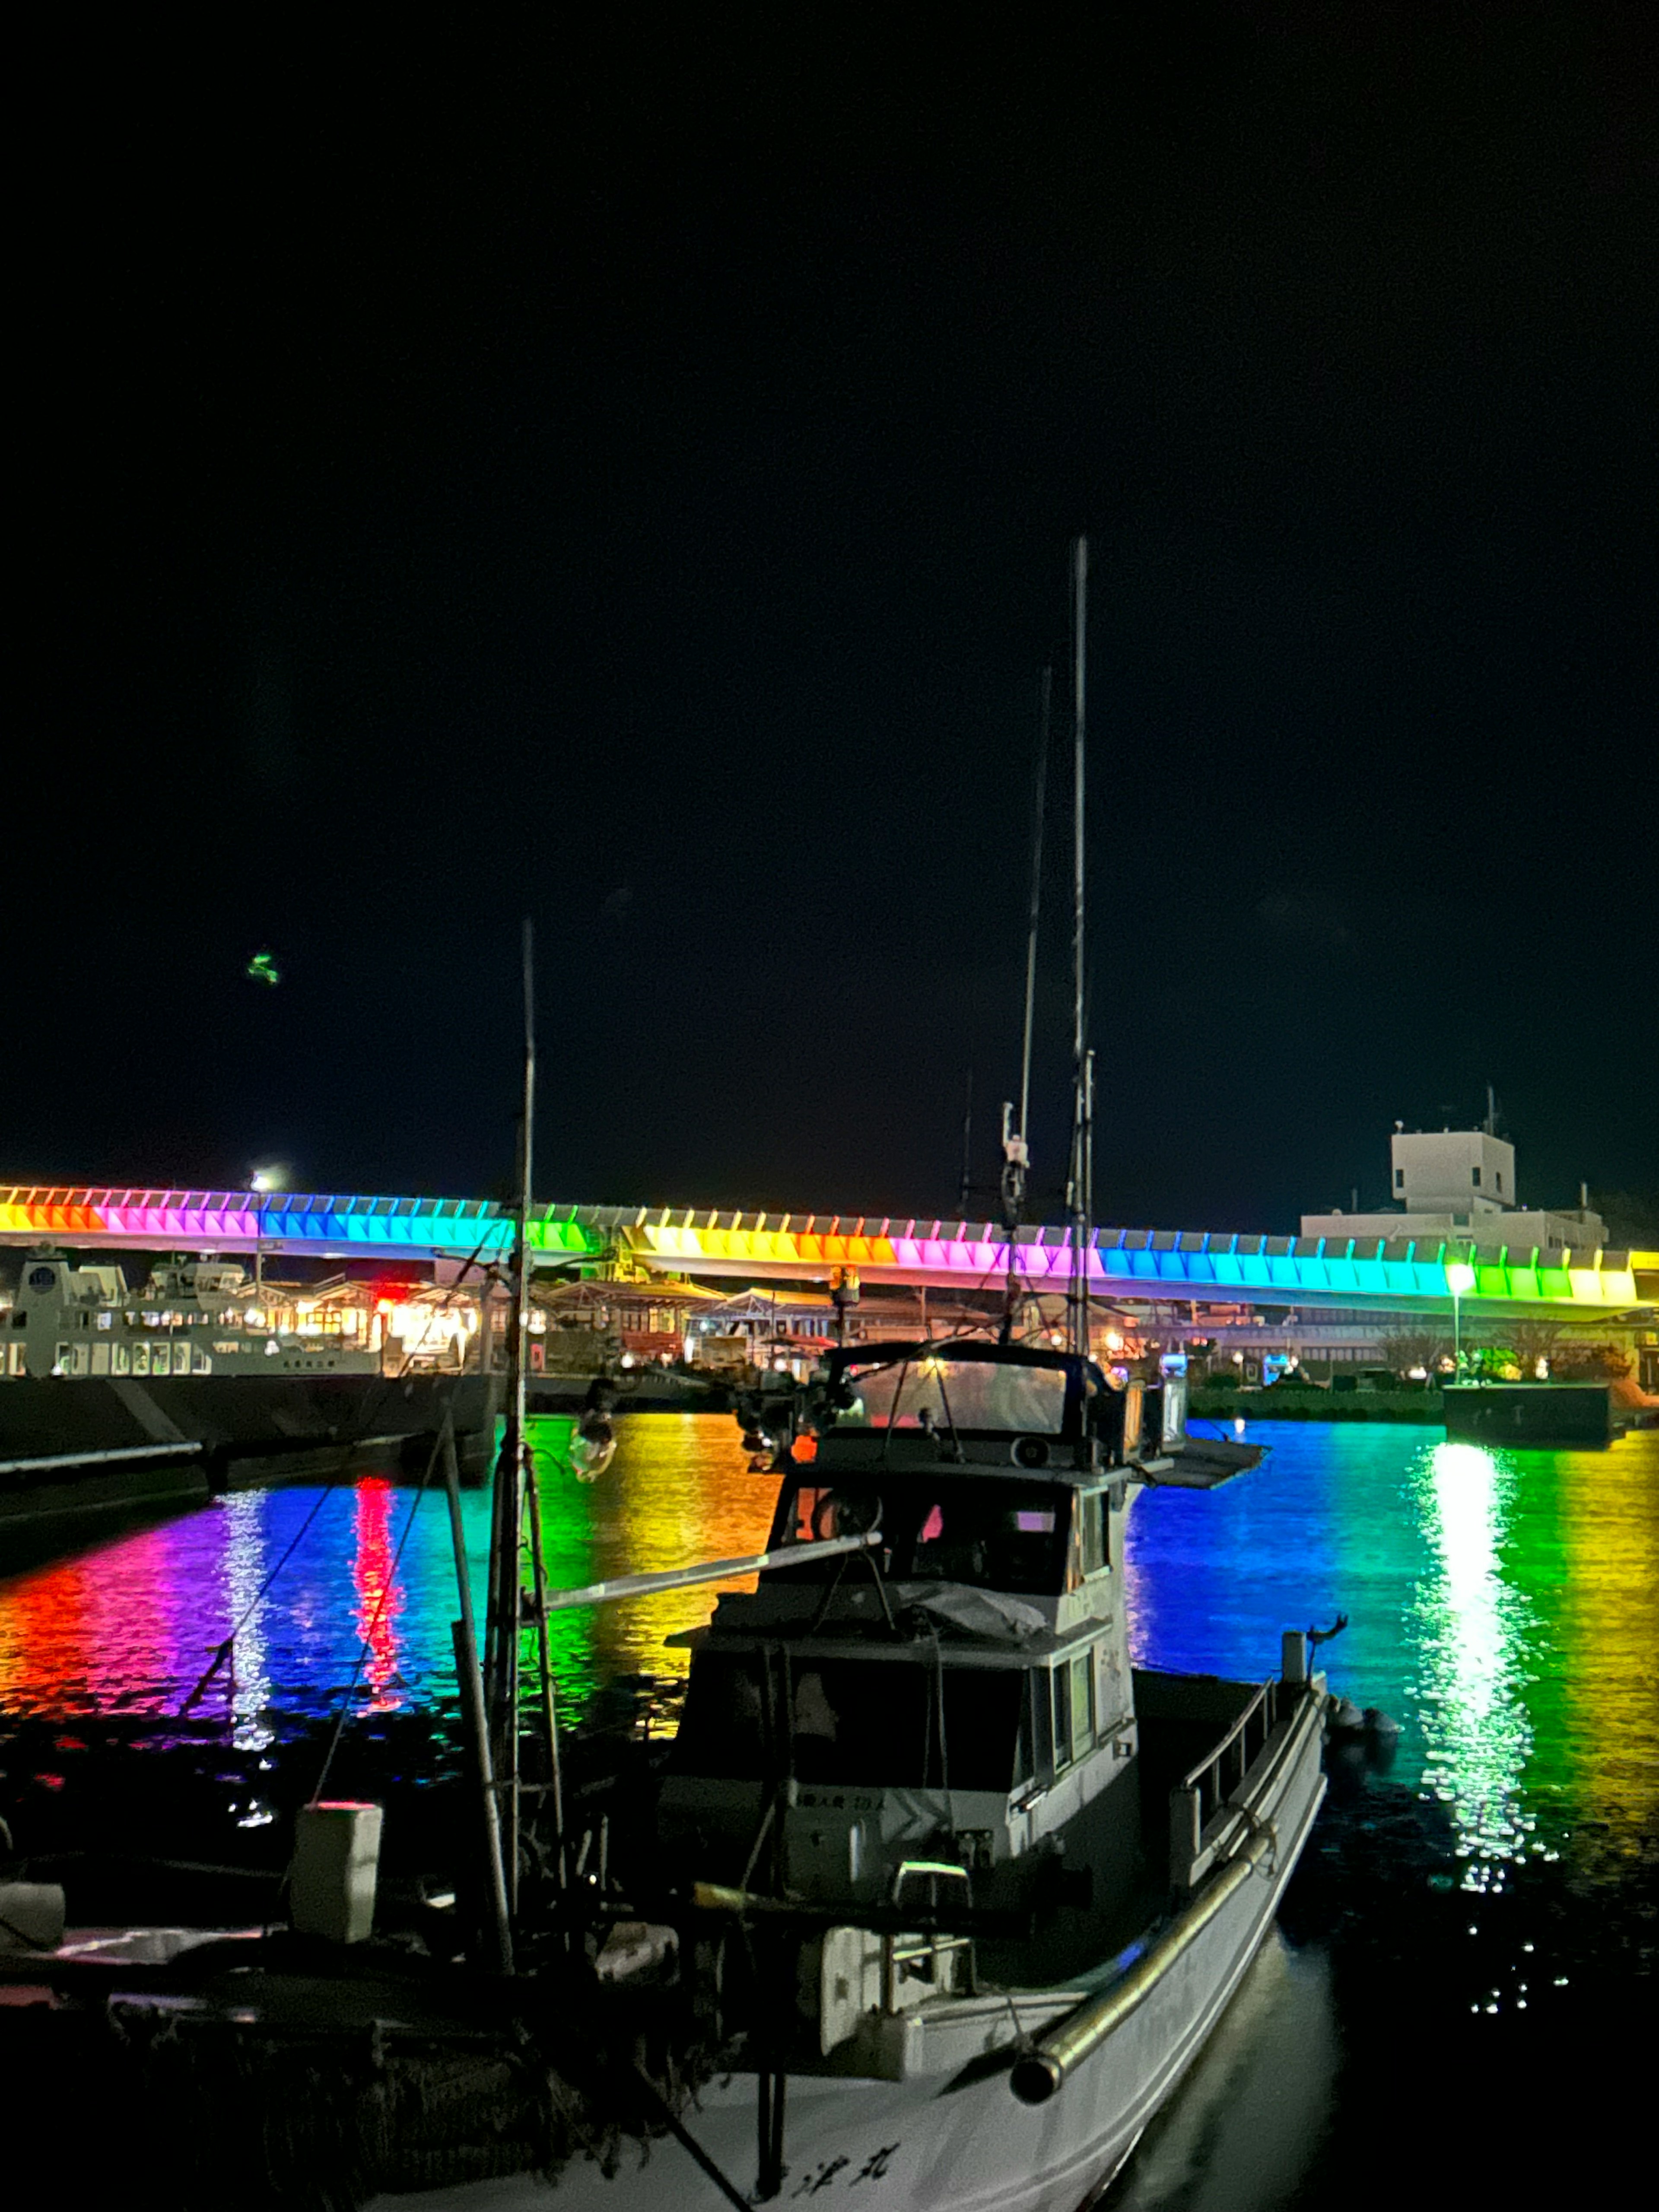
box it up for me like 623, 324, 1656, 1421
1301, 1123, 1607, 1252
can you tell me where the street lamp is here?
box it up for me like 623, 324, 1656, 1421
1446, 1260, 1476, 1379
249, 1167, 284, 1292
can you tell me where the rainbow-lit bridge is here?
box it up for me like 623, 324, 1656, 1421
2, 1185, 1654, 1318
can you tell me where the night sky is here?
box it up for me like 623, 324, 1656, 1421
16, 12, 1656, 1239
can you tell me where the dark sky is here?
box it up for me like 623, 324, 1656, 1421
16, 9, 1656, 1237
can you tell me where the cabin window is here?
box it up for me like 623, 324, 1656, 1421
772, 1478, 1066, 1595
1052, 1663, 1073, 1770
1030, 1669, 1054, 1774
1051, 1654, 1095, 1770
1094, 1645, 1117, 1738
1081, 1492, 1106, 1575
1070, 1654, 1093, 1762
1471, 1167, 1481, 1187
912, 1494, 1058, 1592
672, 1654, 1027, 1791
95, 1311, 112, 1330
836, 1357, 1068, 1436
112, 1344, 130, 1374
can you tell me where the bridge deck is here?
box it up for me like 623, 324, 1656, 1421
1, 1188, 1652, 1316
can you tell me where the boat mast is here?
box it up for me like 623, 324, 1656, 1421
1067, 537, 1091, 1363
486, 917, 537, 1910
1000, 664, 1051, 1339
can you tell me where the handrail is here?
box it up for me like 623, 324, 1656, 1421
0, 1441, 205, 1477
1178, 1676, 1277, 1797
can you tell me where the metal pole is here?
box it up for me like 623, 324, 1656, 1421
1068, 537, 1090, 1363
541, 1529, 882, 1613
442, 1423, 513, 1974
522, 1452, 565, 1862
486, 919, 536, 1915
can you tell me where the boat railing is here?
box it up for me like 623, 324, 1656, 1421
1169, 1677, 1287, 1886
883, 1860, 974, 2009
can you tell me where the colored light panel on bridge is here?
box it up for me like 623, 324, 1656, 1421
632, 1218, 1644, 1311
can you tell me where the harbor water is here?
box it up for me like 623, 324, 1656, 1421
2, 1416, 1653, 2205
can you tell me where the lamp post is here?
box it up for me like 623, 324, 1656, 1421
1447, 1260, 1476, 1379
250, 1168, 281, 1295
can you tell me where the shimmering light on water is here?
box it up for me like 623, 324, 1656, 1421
220, 1491, 273, 1750
1, 1417, 1656, 1874
1415, 1451, 1531, 1885
1411, 1442, 1532, 1875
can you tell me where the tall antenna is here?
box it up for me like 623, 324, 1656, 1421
957, 1065, 974, 1215
1067, 537, 1091, 1362
999, 665, 1051, 1338
1017, 665, 1052, 1147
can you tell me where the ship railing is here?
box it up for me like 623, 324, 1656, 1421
1169, 1676, 1290, 1889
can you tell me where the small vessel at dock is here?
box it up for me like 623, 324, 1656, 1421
0, 1252, 495, 1560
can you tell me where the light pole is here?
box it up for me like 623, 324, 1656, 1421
250, 1168, 282, 1296
1447, 1260, 1476, 1379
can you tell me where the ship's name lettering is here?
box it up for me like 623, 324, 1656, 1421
797, 1791, 879, 1811
788, 2141, 900, 2194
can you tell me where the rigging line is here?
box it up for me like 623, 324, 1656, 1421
626, 2067, 753, 2212
179, 1479, 346, 1714
176, 1238, 498, 1717
305, 1387, 465, 1805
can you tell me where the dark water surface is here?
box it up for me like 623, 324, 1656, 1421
2, 1415, 1653, 2204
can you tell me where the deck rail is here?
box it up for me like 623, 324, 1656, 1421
1179, 1676, 1282, 1828
1168, 1676, 1298, 1885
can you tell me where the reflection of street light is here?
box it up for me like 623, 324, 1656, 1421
1447, 1261, 1477, 1377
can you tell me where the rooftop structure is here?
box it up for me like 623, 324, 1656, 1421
1301, 1125, 1607, 1255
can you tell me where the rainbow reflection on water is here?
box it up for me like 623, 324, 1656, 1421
0, 1417, 1655, 1874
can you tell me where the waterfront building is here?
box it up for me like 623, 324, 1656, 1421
1301, 1123, 1607, 1253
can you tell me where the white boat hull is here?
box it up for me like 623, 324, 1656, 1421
368, 1710, 1326, 2212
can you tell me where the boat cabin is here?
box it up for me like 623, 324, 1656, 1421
660, 1344, 1158, 1950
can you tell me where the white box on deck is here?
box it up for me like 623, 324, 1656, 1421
291, 1801, 383, 1943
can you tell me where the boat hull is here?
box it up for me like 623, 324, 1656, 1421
0, 1373, 496, 1570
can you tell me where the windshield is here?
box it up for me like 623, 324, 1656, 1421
775, 1476, 1069, 1595
837, 1357, 1068, 1435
